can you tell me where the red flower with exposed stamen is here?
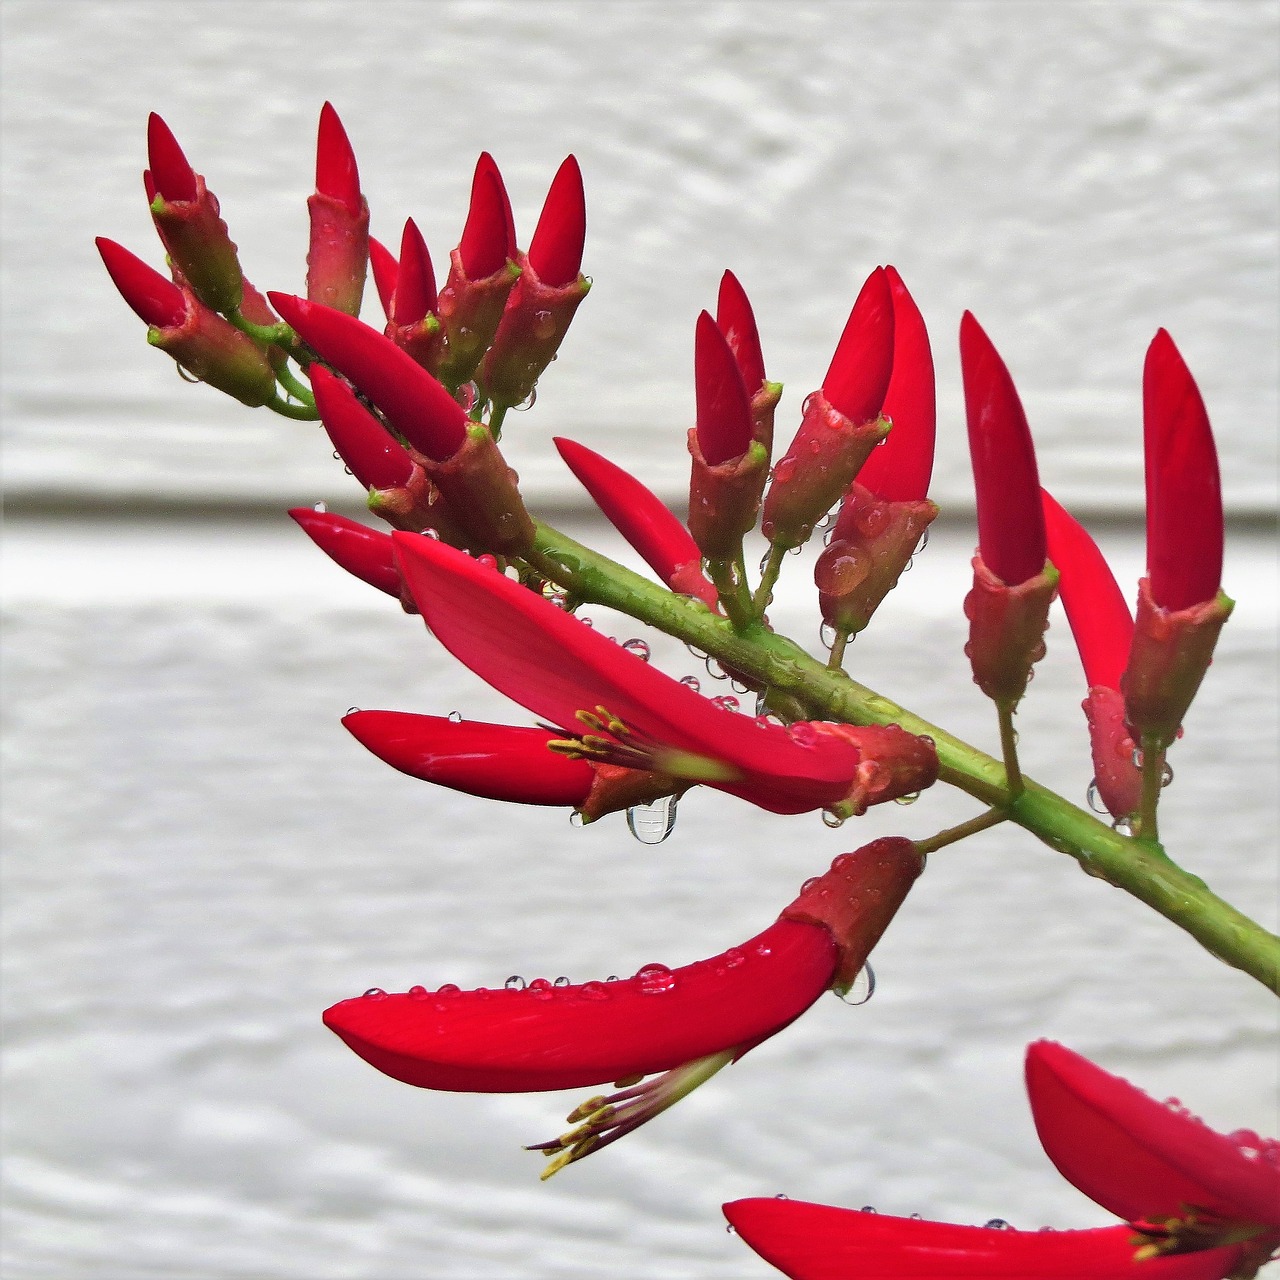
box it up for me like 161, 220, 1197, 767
389, 531, 936, 816
726, 1042, 1275, 1280
288, 508, 406, 602
325, 839, 923, 1176
554, 436, 718, 606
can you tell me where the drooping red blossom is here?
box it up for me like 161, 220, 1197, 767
822, 267, 896, 425
716, 269, 766, 398
554, 437, 718, 607
695, 309, 754, 466
856, 265, 935, 503
310, 365, 415, 492
389, 532, 935, 815
723, 1204, 1243, 1279
1143, 330, 1224, 612
325, 840, 921, 1174
1026, 1041, 1280, 1233
392, 218, 437, 325
288, 508, 404, 601
368, 236, 398, 319
526, 155, 586, 288
97, 236, 187, 329
960, 312, 1045, 586
267, 293, 467, 461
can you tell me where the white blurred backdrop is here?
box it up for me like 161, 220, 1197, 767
2, 3, 1277, 1277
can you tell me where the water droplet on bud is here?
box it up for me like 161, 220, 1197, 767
627, 795, 678, 844
622, 638, 651, 662
838, 963, 876, 1005
504, 975, 526, 990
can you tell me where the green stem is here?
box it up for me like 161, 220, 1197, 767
228, 311, 292, 346
705, 557, 752, 630
916, 807, 1006, 855
266, 392, 320, 421
827, 629, 850, 671
1136, 734, 1164, 846
276, 362, 315, 408
997, 701, 1024, 798
526, 519, 1280, 994
751, 543, 787, 617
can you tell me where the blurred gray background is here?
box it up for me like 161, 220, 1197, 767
3, 2, 1277, 1277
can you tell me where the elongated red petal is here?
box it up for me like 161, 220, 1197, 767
96, 237, 188, 329
146, 112, 197, 203
368, 236, 398, 320
723, 1202, 1243, 1280
716, 270, 766, 397
392, 218, 437, 325
267, 293, 467, 461
1143, 330, 1223, 611
315, 102, 361, 218
288, 508, 402, 598
1027, 1041, 1280, 1228
856, 266, 935, 502
822, 267, 895, 425
527, 155, 585, 288
553, 437, 717, 606
458, 158, 512, 279
390, 532, 860, 812
324, 916, 835, 1092
695, 310, 753, 465
1041, 491, 1133, 690
342, 710, 594, 806
310, 365, 414, 491
960, 312, 1046, 586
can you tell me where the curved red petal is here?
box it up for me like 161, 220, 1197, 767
391, 218, 438, 325
288, 508, 402, 598
458, 159, 511, 279
527, 155, 585, 287
324, 916, 835, 1092
1026, 1042, 1280, 1228
857, 266, 935, 502
960, 312, 1046, 586
1143, 330, 1223, 611
310, 365, 414, 491
368, 236, 398, 321
716, 270, 766, 396
146, 112, 197, 203
315, 102, 362, 217
822, 267, 895, 425
96, 237, 188, 330
723, 1202, 1243, 1280
1041, 491, 1133, 690
267, 292, 466, 461
553, 437, 718, 606
695, 309, 753, 465
390, 533, 859, 812
342, 710, 594, 806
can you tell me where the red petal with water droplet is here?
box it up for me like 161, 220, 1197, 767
723, 1201, 1243, 1279
390, 533, 860, 812
324, 917, 835, 1092
1027, 1041, 1280, 1228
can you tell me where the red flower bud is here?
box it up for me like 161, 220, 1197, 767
384, 219, 442, 373
716, 269, 766, 399
306, 103, 369, 316
288, 508, 406, 602
309, 366, 415, 492
97, 236, 186, 329
821, 266, 895, 425
368, 236, 398, 320
526, 154, 586, 288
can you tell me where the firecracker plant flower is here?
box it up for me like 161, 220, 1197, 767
99, 104, 1278, 1267
725, 1042, 1279, 1279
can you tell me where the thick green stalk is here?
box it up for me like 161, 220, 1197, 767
527, 520, 1280, 994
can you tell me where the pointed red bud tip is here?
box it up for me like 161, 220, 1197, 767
856, 266, 936, 503
554, 437, 717, 607
1026, 1041, 1280, 1231
288, 508, 403, 599
392, 219, 438, 325
722, 1203, 1245, 1280
1041, 490, 1133, 691
145, 112, 197, 203
525, 155, 586, 287
458, 158, 513, 280
309, 366, 415, 492
476, 151, 517, 258
716, 269, 766, 397
960, 311, 1046, 586
343, 710, 595, 806
1143, 330, 1223, 612
694, 310, 754, 466
368, 236, 399, 320
266, 293, 467, 461
821, 267, 895, 425
315, 102, 362, 218
96, 237, 187, 329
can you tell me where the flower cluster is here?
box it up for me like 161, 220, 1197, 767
99, 106, 1271, 1277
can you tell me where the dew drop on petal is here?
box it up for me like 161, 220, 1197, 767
448, 710, 463, 723
408, 985, 429, 1000
860, 1205, 877, 1214
363, 988, 386, 1000
819, 622, 839, 651
553, 976, 571, 987
622, 638, 651, 662
627, 794, 678, 845
985, 1219, 1011, 1230
1112, 816, 1135, 836
313, 500, 327, 513
504, 975, 527, 990
569, 811, 585, 828
513, 385, 538, 412
1086, 780, 1107, 814
710, 695, 739, 712
680, 675, 702, 693
579, 981, 610, 1001
635, 962, 677, 994
1161, 762, 1174, 787
822, 809, 846, 829
910, 1212, 923, 1220
894, 791, 920, 806
838, 963, 876, 1006
436, 983, 461, 996
705, 656, 728, 680
528, 978, 554, 1000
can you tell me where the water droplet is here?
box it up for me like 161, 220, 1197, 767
819, 622, 839, 651
801, 393, 817, 414
176, 363, 202, 384
627, 794, 678, 845
448, 710, 463, 723
909, 1212, 923, 1220
569, 811, 585, 828
815, 544, 871, 597
421, 527, 441, 540
705, 656, 728, 680
504, 975, 526, 990
346, 706, 361, 716
553, 976, 571, 987
1161, 762, 1174, 786
789, 722, 820, 748
710, 695, 739, 712
1086, 780, 1107, 814
1132, 747, 1144, 768
456, 381, 479, 412
822, 809, 846, 829
787, 544, 803, 556
436, 983, 460, 996
313, 500, 327, 513
860, 1205, 877, 1213
774, 1192, 789, 1199
984, 1219, 1011, 1230
726, 1224, 736, 1234
579, 980, 610, 1000
839, 963, 876, 1005
363, 987, 386, 1000
916, 528, 930, 553
635, 962, 677, 994
622, 638, 651, 662
686, 643, 708, 661
408, 985, 429, 999
528, 978, 554, 1000
679, 675, 701, 693
513, 385, 538, 412
758, 552, 773, 576
1112, 816, 1135, 836
722, 947, 745, 969
531, 308, 557, 340
893, 791, 920, 806
606, 974, 620, 982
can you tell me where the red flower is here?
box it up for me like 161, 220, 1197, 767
725, 1042, 1277, 1279
288, 508, 405, 602
309, 366, 415, 492
389, 532, 937, 816
325, 839, 923, 1176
